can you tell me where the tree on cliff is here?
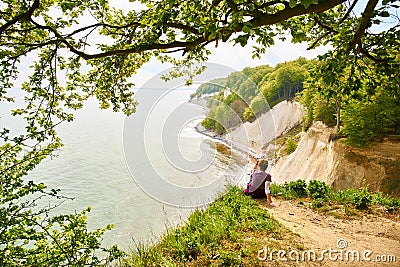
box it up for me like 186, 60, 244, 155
1, 0, 398, 264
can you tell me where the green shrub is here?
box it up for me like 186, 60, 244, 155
307, 180, 331, 200
352, 188, 372, 210
312, 101, 337, 127
270, 183, 284, 196
371, 191, 385, 206
341, 91, 400, 148
286, 180, 308, 198
284, 137, 298, 155
270, 183, 295, 200
201, 117, 215, 130
271, 180, 310, 199
334, 188, 353, 203
272, 180, 400, 214
242, 107, 255, 122
384, 198, 400, 211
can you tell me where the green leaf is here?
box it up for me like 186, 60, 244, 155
242, 22, 253, 33
301, 0, 318, 9
208, 31, 217, 40
380, 11, 390, 17
242, 25, 251, 33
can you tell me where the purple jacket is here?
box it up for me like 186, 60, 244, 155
247, 170, 272, 193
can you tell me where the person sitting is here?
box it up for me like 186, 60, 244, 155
243, 159, 276, 207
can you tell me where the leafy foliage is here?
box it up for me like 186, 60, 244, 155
0, 169, 125, 266
190, 77, 227, 98
271, 179, 400, 212
287, 180, 308, 198
298, 84, 337, 128
307, 180, 331, 200
200, 58, 311, 132
341, 87, 400, 147
260, 58, 311, 106
352, 188, 373, 210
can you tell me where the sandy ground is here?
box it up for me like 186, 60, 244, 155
261, 199, 400, 266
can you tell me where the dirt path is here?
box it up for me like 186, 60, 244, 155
260, 199, 400, 266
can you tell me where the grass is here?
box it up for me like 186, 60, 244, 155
123, 186, 293, 267
123, 181, 400, 266
270, 179, 400, 219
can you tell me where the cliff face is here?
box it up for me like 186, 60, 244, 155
195, 96, 399, 196
271, 121, 336, 184
331, 139, 400, 196
271, 121, 400, 196
226, 100, 305, 155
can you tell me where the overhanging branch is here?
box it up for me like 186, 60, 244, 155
58, 0, 347, 60
252, 0, 346, 27
0, 0, 40, 35
346, 0, 379, 52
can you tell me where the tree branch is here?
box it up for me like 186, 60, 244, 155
0, 0, 40, 35
226, 0, 239, 13
164, 23, 200, 35
313, 16, 339, 33
8, 0, 346, 61
338, 0, 359, 24
307, 33, 328, 50
252, 0, 346, 27
68, 0, 347, 60
346, 0, 379, 52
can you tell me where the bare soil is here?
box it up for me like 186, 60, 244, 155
259, 198, 400, 266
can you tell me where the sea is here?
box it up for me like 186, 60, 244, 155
12, 88, 250, 252
1, 63, 256, 252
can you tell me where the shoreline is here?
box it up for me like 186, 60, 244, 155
189, 98, 262, 161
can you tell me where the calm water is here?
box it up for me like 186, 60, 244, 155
23, 89, 249, 251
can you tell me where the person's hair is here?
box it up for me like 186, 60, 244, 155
258, 159, 268, 171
